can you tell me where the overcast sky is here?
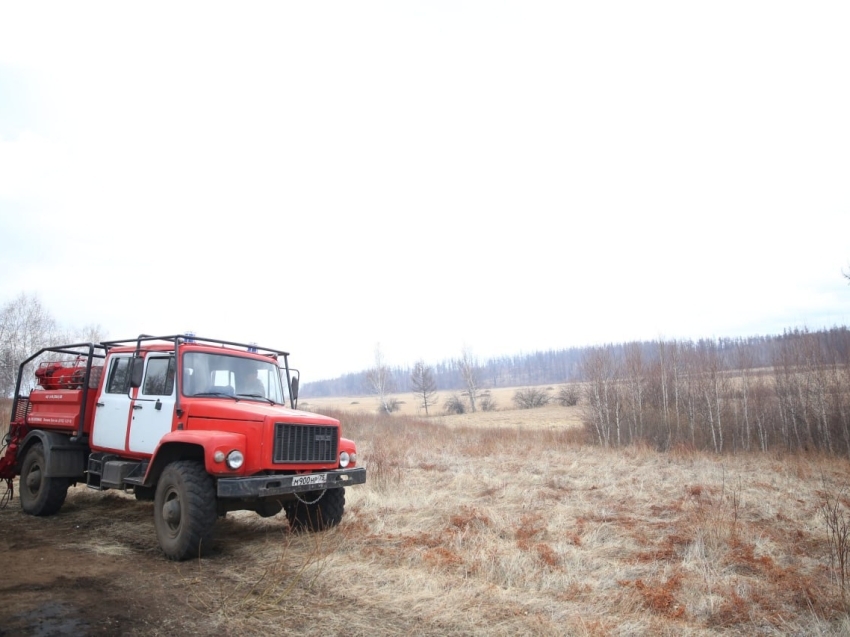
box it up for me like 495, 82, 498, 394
1, 1, 849, 383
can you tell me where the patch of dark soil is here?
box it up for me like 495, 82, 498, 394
2, 601, 88, 637
0, 488, 200, 636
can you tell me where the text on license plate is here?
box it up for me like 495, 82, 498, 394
292, 473, 327, 487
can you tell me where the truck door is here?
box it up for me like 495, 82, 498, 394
91, 354, 134, 451
128, 356, 176, 454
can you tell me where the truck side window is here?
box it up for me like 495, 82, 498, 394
105, 357, 131, 394
143, 358, 175, 396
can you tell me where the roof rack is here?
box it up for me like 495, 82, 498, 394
100, 334, 289, 358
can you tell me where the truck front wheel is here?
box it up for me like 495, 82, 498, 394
20, 442, 69, 516
154, 460, 217, 560
285, 488, 345, 532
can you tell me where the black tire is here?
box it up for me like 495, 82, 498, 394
153, 460, 217, 561
20, 443, 69, 516
255, 499, 283, 518
285, 488, 345, 532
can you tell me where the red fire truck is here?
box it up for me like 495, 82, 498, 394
0, 334, 365, 560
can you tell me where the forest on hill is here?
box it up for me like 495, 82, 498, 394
302, 326, 850, 398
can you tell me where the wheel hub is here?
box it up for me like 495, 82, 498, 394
25, 468, 42, 492
163, 498, 181, 526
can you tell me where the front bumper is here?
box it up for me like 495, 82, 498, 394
216, 467, 366, 499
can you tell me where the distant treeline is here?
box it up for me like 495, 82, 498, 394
303, 327, 847, 398
579, 326, 850, 455
301, 346, 588, 398
304, 327, 850, 455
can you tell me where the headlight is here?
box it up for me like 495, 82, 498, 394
339, 451, 350, 468
226, 450, 244, 469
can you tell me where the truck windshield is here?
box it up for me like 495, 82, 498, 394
182, 352, 285, 404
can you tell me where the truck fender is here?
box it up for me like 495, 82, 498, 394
144, 430, 247, 485
340, 437, 357, 455
19, 430, 87, 479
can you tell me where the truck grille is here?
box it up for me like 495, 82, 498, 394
272, 423, 338, 464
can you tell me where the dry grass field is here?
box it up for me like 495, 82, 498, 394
2, 392, 850, 635
300, 386, 584, 428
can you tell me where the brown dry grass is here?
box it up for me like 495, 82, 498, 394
301, 385, 585, 429
3, 394, 850, 635
0, 398, 10, 441
200, 409, 850, 634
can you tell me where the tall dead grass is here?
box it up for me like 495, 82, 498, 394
319, 410, 850, 635
181, 520, 346, 623
0, 399, 10, 441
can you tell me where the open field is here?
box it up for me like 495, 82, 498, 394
2, 399, 850, 635
300, 386, 585, 429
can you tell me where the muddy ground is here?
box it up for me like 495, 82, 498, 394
0, 483, 376, 637
1, 485, 229, 636
2, 496, 166, 634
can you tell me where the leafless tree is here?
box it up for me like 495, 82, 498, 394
410, 360, 438, 416
655, 339, 684, 450
72, 323, 108, 344
0, 293, 60, 397
580, 346, 622, 447
735, 344, 755, 452
365, 344, 394, 414
624, 342, 645, 443
458, 347, 480, 413
695, 341, 726, 453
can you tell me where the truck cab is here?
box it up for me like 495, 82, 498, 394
0, 334, 366, 560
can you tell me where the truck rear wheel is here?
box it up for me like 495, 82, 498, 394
154, 460, 217, 560
285, 488, 345, 532
20, 442, 69, 516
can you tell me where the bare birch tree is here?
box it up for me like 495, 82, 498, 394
365, 344, 394, 413
0, 293, 60, 397
458, 347, 480, 413
581, 346, 621, 447
624, 342, 645, 444
410, 360, 438, 416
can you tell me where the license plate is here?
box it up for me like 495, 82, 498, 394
292, 473, 327, 487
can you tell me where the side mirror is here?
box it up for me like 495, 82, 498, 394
290, 377, 299, 400
130, 357, 145, 388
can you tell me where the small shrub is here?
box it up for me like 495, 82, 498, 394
444, 394, 466, 415
479, 391, 497, 412
820, 483, 850, 602
382, 398, 401, 414
513, 387, 551, 409
556, 385, 580, 407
